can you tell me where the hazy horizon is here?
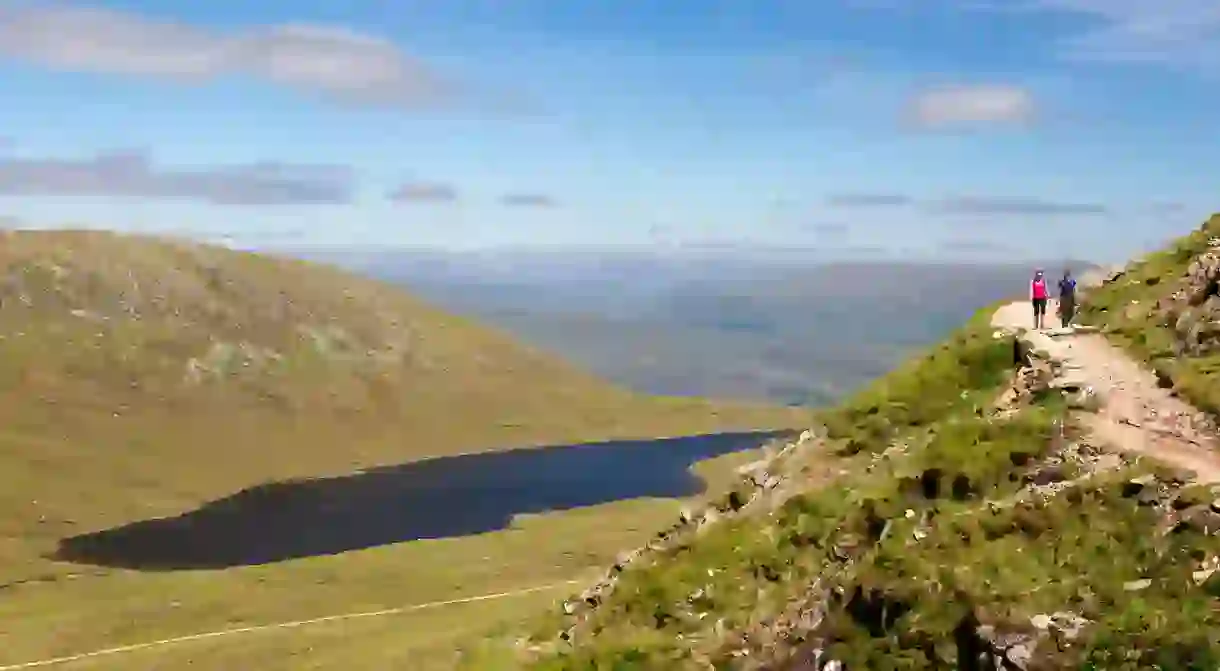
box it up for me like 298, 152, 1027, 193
319, 249, 1094, 406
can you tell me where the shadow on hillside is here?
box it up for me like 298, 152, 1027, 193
53, 430, 791, 571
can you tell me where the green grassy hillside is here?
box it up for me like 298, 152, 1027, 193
503, 217, 1220, 669
0, 229, 808, 669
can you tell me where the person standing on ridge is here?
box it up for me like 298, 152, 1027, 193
1030, 268, 1049, 330
1057, 268, 1077, 328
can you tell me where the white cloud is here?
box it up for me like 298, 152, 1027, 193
0, 5, 455, 108
907, 85, 1036, 127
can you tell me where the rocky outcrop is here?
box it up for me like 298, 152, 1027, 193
995, 341, 1055, 409
1094, 235, 1220, 359
1165, 248, 1220, 357
761, 473, 1220, 671
995, 335, 1098, 414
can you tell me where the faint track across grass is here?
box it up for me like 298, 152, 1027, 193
0, 579, 582, 670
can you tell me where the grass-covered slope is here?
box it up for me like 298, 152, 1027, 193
509, 304, 1220, 670
1079, 213, 1220, 414
0, 229, 806, 581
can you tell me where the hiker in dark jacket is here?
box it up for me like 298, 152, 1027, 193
1057, 269, 1077, 328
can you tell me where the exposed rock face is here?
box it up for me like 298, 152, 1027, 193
1013, 352, 1056, 403
992, 339, 1065, 413
1100, 236, 1220, 360
1166, 251, 1220, 357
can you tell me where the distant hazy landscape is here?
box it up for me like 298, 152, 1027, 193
298, 246, 1094, 406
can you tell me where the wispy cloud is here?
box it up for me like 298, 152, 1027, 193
165, 228, 311, 249
1147, 200, 1187, 214
826, 192, 913, 207
389, 182, 458, 204
906, 84, 1036, 128
501, 193, 557, 208
937, 237, 1016, 254
0, 149, 355, 205
797, 222, 853, 243
906, 0, 1220, 74
1032, 0, 1220, 73
821, 191, 1109, 217
0, 5, 458, 109
930, 195, 1108, 215
808, 222, 849, 236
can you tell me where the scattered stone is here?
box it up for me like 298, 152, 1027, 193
1154, 367, 1175, 389
1049, 612, 1090, 641
1123, 578, 1152, 592
1193, 556, 1220, 585
1005, 642, 1034, 670
1065, 385, 1101, 410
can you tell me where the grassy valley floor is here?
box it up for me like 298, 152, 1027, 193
1, 462, 758, 670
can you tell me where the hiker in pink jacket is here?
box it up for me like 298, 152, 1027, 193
1030, 268, 1049, 330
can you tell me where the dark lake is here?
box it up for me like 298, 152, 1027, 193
54, 430, 792, 571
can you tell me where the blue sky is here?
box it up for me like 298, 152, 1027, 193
0, 0, 1217, 261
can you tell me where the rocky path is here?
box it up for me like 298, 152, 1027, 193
992, 301, 1220, 483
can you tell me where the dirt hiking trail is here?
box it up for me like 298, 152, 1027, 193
992, 300, 1220, 483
